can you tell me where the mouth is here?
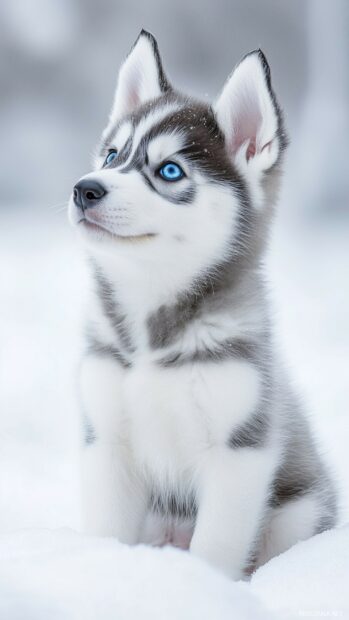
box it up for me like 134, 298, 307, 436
77, 218, 156, 242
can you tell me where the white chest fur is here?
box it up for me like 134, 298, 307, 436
81, 350, 261, 486
126, 358, 260, 483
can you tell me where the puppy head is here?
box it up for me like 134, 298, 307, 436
69, 31, 286, 274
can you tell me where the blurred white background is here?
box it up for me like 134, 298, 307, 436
0, 0, 348, 534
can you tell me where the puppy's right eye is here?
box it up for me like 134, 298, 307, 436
104, 150, 118, 166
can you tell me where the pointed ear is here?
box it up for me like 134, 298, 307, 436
214, 50, 286, 174
110, 30, 171, 121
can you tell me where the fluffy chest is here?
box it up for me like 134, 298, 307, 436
86, 263, 263, 481
122, 358, 261, 480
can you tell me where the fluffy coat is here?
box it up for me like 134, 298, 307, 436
68, 30, 337, 579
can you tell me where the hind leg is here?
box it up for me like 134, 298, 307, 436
256, 494, 322, 568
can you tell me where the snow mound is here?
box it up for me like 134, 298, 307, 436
251, 524, 349, 618
0, 529, 271, 620
1, 526, 348, 619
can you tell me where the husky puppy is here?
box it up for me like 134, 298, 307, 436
68, 31, 337, 579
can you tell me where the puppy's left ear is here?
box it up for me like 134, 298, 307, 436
214, 50, 286, 175
110, 30, 171, 122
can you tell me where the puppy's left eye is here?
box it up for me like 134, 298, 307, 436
158, 162, 184, 182
104, 150, 118, 166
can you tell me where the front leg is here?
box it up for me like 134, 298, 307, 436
80, 353, 147, 543
190, 446, 275, 579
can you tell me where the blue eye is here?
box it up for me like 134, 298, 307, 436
104, 150, 118, 166
159, 162, 184, 182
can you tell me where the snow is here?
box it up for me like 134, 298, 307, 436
0, 529, 271, 620
1, 202, 348, 618
0, 207, 83, 534
0, 526, 348, 619
251, 524, 349, 618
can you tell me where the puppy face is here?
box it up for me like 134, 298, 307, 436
69, 31, 285, 273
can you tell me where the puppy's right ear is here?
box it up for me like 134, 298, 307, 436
110, 30, 171, 122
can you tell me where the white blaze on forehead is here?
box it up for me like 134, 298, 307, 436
112, 121, 133, 151
119, 103, 183, 170
95, 120, 133, 169
147, 132, 184, 166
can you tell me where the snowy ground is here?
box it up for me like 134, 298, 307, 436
0, 203, 349, 618
1, 525, 348, 619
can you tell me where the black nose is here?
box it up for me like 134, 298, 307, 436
73, 179, 107, 210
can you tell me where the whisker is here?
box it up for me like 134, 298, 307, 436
47, 201, 68, 213
52, 205, 68, 214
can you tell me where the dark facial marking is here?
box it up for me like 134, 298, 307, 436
119, 134, 148, 174
142, 103, 246, 191
115, 113, 197, 205
140, 170, 157, 192
140, 169, 196, 205
105, 96, 250, 208
100, 125, 134, 164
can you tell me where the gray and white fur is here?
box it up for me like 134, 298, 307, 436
68, 30, 337, 579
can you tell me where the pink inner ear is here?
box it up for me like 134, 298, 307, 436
229, 100, 263, 161
128, 87, 140, 110
246, 138, 256, 161
127, 72, 142, 110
